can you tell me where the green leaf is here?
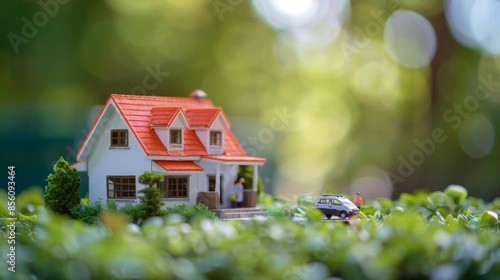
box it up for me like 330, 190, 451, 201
400, 193, 417, 205
479, 211, 498, 228
444, 185, 468, 204
361, 204, 374, 215
435, 206, 450, 217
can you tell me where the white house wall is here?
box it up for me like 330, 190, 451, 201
171, 113, 188, 128
211, 114, 227, 131
153, 128, 169, 149
87, 109, 150, 207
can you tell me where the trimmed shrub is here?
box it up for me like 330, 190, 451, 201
44, 157, 81, 216
138, 187, 163, 220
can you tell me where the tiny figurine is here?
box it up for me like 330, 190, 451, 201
233, 177, 245, 208
314, 194, 360, 219
354, 192, 363, 209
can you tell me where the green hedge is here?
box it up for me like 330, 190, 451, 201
1, 186, 499, 279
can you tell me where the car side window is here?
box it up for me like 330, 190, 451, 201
333, 199, 341, 205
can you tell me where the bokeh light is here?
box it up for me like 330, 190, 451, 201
459, 114, 495, 158
384, 10, 437, 68
445, 0, 500, 54
253, 0, 320, 29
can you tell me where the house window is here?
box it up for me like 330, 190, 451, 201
210, 131, 222, 146
110, 129, 128, 147
170, 129, 182, 146
107, 176, 136, 198
160, 176, 188, 198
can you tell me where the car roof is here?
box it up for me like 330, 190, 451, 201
320, 194, 344, 197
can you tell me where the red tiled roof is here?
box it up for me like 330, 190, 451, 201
150, 107, 182, 127
110, 94, 211, 156
223, 130, 246, 156
185, 108, 230, 127
77, 94, 265, 162
154, 160, 203, 172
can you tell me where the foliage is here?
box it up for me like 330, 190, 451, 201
138, 171, 164, 189
237, 165, 264, 194
81, 198, 89, 207
229, 193, 237, 202
43, 157, 81, 216
118, 203, 143, 224
2, 187, 500, 279
138, 187, 163, 220
70, 200, 102, 224
163, 203, 216, 223
69, 199, 119, 224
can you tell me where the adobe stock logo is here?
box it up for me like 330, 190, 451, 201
386, 74, 500, 185
7, 0, 71, 54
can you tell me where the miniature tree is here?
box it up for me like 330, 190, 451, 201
44, 157, 81, 216
139, 171, 164, 188
138, 171, 164, 219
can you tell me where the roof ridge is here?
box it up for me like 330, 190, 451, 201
111, 93, 187, 98
185, 107, 221, 111
151, 106, 183, 110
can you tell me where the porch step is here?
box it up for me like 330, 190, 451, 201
213, 207, 267, 220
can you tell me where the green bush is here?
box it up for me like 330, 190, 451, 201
118, 203, 142, 224
69, 199, 119, 224
163, 203, 216, 222
43, 157, 81, 216
2, 186, 500, 279
70, 199, 135, 225
138, 187, 163, 220
69, 201, 101, 224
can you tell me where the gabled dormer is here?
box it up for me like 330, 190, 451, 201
185, 108, 231, 155
150, 107, 189, 151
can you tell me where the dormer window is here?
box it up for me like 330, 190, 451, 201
210, 131, 222, 146
170, 129, 183, 148
110, 129, 128, 147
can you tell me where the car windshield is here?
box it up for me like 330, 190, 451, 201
339, 198, 356, 208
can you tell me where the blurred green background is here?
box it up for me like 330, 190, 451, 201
1, 0, 499, 200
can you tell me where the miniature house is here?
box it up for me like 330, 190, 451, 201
72, 91, 266, 208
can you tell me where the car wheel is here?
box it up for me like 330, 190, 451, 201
340, 211, 347, 219
325, 214, 332, 219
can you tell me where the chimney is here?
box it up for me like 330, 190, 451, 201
189, 89, 207, 100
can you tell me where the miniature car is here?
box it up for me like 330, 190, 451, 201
314, 194, 359, 219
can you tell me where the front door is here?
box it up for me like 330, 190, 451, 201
208, 175, 223, 204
